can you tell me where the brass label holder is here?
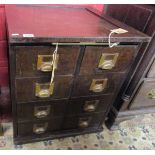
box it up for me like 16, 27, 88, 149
37, 54, 59, 72
89, 79, 108, 93
52, 42, 110, 46
83, 100, 99, 112
98, 53, 119, 70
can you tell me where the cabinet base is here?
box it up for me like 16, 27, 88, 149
14, 127, 103, 145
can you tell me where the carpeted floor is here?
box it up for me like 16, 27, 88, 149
0, 113, 155, 150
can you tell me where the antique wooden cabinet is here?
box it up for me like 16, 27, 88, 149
5, 5, 150, 144
102, 4, 155, 129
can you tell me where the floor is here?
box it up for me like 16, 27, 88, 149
0, 113, 155, 150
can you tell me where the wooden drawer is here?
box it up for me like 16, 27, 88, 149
17, 99, 68, 121
71, 73, 124, 97
15, 75, 73, 102
147, 61, 155, 78
15, 46, 80, 76
17, 118, 63, 137
62, 112, 105, 130
67, 95, 112, 115
130, 79, 155, 109
80, 46, 137, 75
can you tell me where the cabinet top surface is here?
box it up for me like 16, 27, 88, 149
5, 5, 150, 43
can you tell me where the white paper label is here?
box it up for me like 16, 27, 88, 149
12, 33, 19, 36
23, 34, 34, 37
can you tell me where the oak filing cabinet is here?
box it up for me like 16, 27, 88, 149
5, 5, 150, 144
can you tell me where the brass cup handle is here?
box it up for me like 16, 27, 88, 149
35, 111, 48, 118
40, 62, 52, 72
101, 60, 114, 70
36, 83, 54, 98
38, 89, 51, 98
79, 121, 89, 128
84, 104, 96, 112
92, 84, 104, 93
33, 127, 46, 134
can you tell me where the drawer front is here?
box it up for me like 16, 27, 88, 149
80, 46, 137, 75
17, 118, 63, 137
67, 95, 112, 115
130, 79, 155, 109
15, 76, 73, 102
147, 61, 155, 78
62, 113, 105, 130
15, 46, 80, 76
17, 99, 68, 121
71, 74, 124, 97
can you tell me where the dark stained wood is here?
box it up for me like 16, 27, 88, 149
15, 46, 80, 76
146, 16, 155, 36
17, 117, 63, 137
5, 5, 150, 43
8, 45, 18, 138
17, 99, 68, 121
103, 4, 154, 32
14, 126, 103, 145
67, 95, 112, 115
124, 5, 153, 32
103, 5, 130, 22
87, 6, 151, 41
72, 74, 125, 97
62, 112, 105, 130
15, 76, 73, 102
80, 45, 137, 75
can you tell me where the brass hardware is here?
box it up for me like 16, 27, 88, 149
84, 104, 95, 112
33, 123, 48, 134
83, 100, 99, 112
34, 105, 51, 118
78, 117, 91, 129
52, 42, 111, 46
148, 89, 155, 99
98, 53, 119, 70
35, 83, 54, 98
37, 54, 59, 72
89, 79, 108, 93
78, 121, 89, 128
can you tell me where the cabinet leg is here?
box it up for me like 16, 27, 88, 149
0, 124, 4, 136
106, 115, 136, 131
105, 107, 136, 131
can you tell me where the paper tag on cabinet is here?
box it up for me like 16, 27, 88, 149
23, 34, 34, 37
